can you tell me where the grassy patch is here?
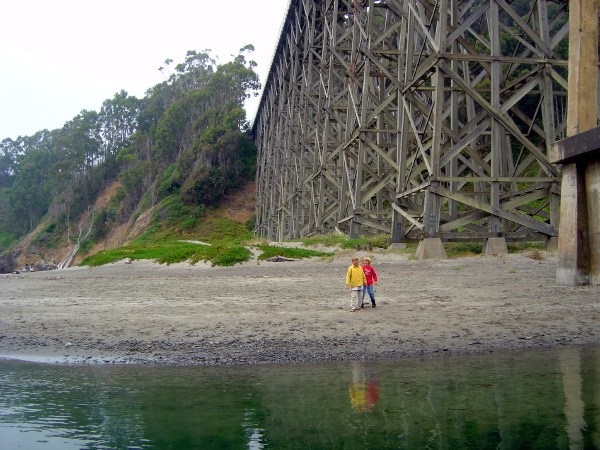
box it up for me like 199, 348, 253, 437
80, 241, 200, 266
81, 241, 293, 268
444, 242, 483, 258
298, 233, 382, 249
0, 232, 16, 251
205, 217, 252, 242
256, 245, 334, 260
299, 233, 347, 248
507, 241, 545, 253
443, 240, 545, 258
205, 245, 251, 266
80, 217, 255, 267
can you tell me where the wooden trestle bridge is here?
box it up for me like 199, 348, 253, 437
253, 0, 569, 244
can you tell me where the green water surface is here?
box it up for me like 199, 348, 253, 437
1, 345, 599, 449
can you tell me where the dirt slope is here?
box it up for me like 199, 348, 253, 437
11, 180, 256, 270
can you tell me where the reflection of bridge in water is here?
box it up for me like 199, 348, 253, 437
253, 0, 571, 250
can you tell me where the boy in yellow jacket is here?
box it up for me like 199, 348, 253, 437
346, 256, 367, 312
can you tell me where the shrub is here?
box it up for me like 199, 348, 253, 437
79, 239, 94, 254
245, 214, 256, 231
445, 242, 483, 258
180, 217, 198, 229
210, 246, 251, 266
154, 196, 191, 225
157, 163, 182, 198
257, 245, 334, 260
368, 234, 391, 249
0, 232, 16, 251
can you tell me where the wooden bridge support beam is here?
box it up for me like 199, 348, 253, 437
551, 128, 600, 285
253, 0, 576, 245
550, 0, 599, 286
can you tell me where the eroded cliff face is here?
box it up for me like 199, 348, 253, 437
2, 179, 256, 273
4, 181, 132, 273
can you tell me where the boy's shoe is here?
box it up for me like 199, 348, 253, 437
372, 302, 376, 308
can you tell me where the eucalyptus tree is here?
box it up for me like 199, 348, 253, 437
10, 130, 59, 232
99, 90, 141, 164
0, 138, 18, 188
0, 138, 19, 242
119, 46, 260, 212
172, 50, 216, 94
176, 45, 260, 206
55, 110, 102, 211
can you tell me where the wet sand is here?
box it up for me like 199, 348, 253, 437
1, 250, 599, 365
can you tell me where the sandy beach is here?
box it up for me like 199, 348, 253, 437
1, 249, 599, 365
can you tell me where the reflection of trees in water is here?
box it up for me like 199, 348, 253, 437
2, 347, 600, 448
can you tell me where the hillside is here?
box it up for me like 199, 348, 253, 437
0, 48, 260, 273
9, 179, 256, 271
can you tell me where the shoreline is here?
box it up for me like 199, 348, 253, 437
1, 336, 596, 367
1, 251, 599, 366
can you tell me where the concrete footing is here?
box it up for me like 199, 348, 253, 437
484, 237, 508, 255
388, 243, 407, 251
416, 238, 447, 260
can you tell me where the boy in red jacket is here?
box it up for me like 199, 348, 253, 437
361, 256, 378, 308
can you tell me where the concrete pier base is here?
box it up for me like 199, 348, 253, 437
388, 243, 407, 251
416, 238, 447, 260
484, 237, 508, 255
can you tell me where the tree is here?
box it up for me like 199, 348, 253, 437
99, 90, 141, 162
1, 45, 261, 254
10, 130, 59, 231
0, 138, 19, 188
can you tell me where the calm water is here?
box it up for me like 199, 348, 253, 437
1, 345, 599, 449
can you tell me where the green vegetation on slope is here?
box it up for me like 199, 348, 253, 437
0, 47, 261, 273
80, 216, 337, 267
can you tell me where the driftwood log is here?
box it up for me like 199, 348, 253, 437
265, 256, 299, 262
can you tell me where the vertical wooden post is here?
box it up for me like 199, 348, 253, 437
556, 0, 598, 285
586, 160, 600, 284
489, 0, 502, 238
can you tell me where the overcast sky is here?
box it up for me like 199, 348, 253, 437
0, 1, 289, 140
